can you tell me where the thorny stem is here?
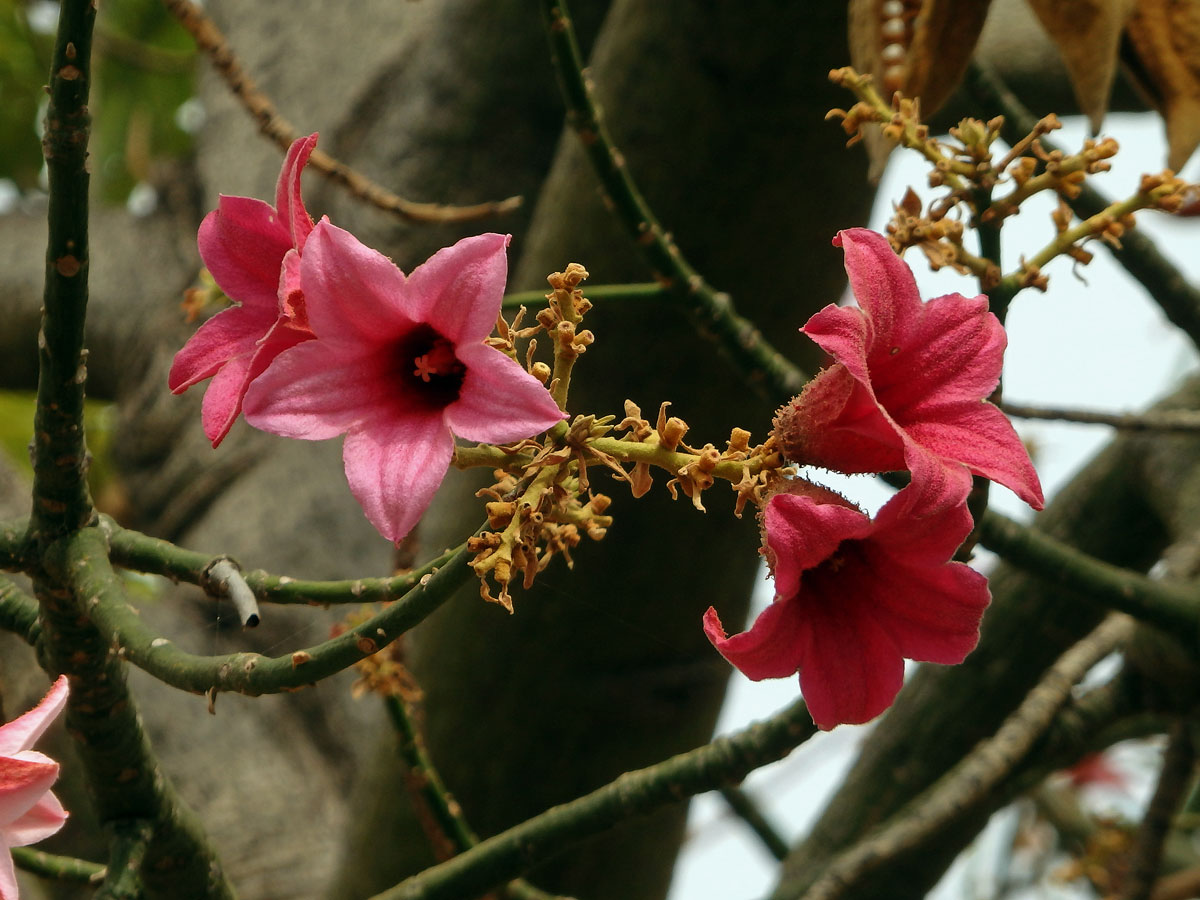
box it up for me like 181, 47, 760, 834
369, 697, 817, 900
540, 0, 807, 398
160, 0, 521, 224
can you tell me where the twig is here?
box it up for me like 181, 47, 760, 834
1123, 722, 1196, 900
102, 515, 460, 607
385, 695, 575, 900
94, 820, 154, 900
795, 614, 1134, 900
719, 785, 790, 861
160, 0, 522, 225
963, 63, 1200, 353
539, 0, 807, 399
1001, 402, 1200, 432
50, 525, 473, 697
11, 846, 105, 883
368, 698, 818, 900
978, 511, 1200, 638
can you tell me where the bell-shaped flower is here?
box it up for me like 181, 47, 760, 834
704, 458, 990, 730
1, 676, 69, 900
243, 221, 567, 544
169, 133, 320, 447
775, 228, 1044, 510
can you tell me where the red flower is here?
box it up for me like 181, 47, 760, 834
776, 228, 1043, 510
704, 459, 990, 730
169, 134, 320, 447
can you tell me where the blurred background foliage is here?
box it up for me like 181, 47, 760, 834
1, 0, 196, 203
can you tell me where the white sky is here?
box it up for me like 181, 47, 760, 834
669, 113, 1200, 900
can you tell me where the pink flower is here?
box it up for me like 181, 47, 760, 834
775, 228, 1043, 510
169, 134, 320, 447
704, 462, 990, 730
1, 676, 69, 900
243, 221, 567, 544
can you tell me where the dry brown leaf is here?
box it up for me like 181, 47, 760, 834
849, 0, 993, 179
1026, 0, 1136, 133
1126, 0, 1200, 171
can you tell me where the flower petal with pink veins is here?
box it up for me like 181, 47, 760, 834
167, 304, 276, 394
296, 221, 414, 344
703, 604, 806, 681
447, 343, 565, 443
243, 341, 396, 440
0, 677, 67, 757
0, 757, 58, 829
796, 595, 905, 729
404, 233, 512, 345
343, 412, 455, 543
834, 227, 922, 348
198, 196, 295, 310
275, 133, 317, 250
4, 788, 67, 847
763, 493, 871, 600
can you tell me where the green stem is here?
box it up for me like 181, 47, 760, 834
539, 0, 806, 398
384, 696, 573, 900
102, 516, 462, 606
29, 0, 96, 544
368, 698, 816, 900
38, 533, 235, 900
12, 846, 105, 883
502, 282, 666, 309
979, 511, 1200, 639
0, 517, 32, 570
0, 574, 41, 644
55, 526, 473, 696
94, 820, 155, 900
964, 62, 1200, 352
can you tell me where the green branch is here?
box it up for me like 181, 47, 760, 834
12, 846, 105, 883
103, 516, 461, 607
55, 526, 473, 696
0, 575, 41, 645
39, 532, 234, 899
385, 695, 574, 900
369, 698, 817, 900
539, 0, 807, 399
29, 0, 96, 543
963, 63, 1200, 352
0, 517, 31, 570
979, 511, 1200, 639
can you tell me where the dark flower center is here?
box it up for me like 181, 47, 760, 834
396, 324, 466, 409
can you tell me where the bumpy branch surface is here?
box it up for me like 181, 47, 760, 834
539, 0, 807, 398
161, 0, 521, 224
63, 526, 472, 695
979, 512, 1200, 638
0, 575, 40, 645
370, 698, 817, 900
28, 0, 96, 543
796, 614, 1135, 900
12, 846, 105, 883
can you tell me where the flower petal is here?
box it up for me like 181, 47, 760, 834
167, 304, 277, 394
403, 233, 511, 344
703, 603, 807, 681
0, 756, 58, 829
4, 789, 67, 847
445, 344, 565, 443
274, 134, 318, 251
833, 228, 922, 350
792, 591, 905, 730
197, 198, 292, 309
243, 341, 396, 440
764, 493, 872, 600
298, 220, 413, 344
343, 411, 454, 544
0, 677, 67, 757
